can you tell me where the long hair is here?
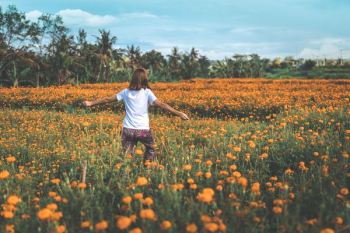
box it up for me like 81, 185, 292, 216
128, 68, 151, 90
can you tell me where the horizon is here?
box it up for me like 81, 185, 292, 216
3, 0, 350, 60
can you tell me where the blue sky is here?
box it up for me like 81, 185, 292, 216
3, 0, 350, 60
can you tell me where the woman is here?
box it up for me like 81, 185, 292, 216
82, 68, 189, 165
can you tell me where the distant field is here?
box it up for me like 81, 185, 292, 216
0, 79, 349, 232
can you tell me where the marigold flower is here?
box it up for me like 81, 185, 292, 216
0, 170, 10, 180
78, 183, 87, 189
134, 193, 143, 200
37, 208, 53, 221
55, 225, 66, 233
6, 156, 16, 163
137, 177, 148, 186
7, 196, 20, 205
320, 228, 335, 233
272, 206, 282, 214
123, 196, 132, 204
116, 216, 132, 230
139, 209, 156, 220
142, 197, 154, 205
1, 211, 14, 219
95, 220, 108, 231
204, 222, 219, 232
51, 178, 60, 184
46, 203, 58, 211
135, 149, 143, 155
81, 221, 92, 228
186, 223, 198, 233
129, 228, 142, 233
341, 188, 349, 195
160, 220, 172, 231
184, 165, 192, 171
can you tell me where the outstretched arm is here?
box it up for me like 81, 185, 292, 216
153, 99, 189, 120
83, 95, 117, 107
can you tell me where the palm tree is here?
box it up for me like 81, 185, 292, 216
126, 45, 142, 70
141, 50, 166, 72
167, 47, 182, 78
94, 29, 117, 82
198, 55, 210, 78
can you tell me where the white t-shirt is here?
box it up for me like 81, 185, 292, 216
116, 88, 157, 129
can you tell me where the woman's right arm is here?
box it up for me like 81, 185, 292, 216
153, 99, 189, 120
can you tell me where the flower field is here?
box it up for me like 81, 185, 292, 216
0, 78, 350, 233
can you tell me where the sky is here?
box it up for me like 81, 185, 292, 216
2, 0, 350, 60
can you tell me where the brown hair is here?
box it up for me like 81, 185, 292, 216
128, 68, 151, 90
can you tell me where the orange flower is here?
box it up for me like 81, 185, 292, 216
135, 149, 143, 156
7, 196, 20, 205
123, 196, 132, 204
55, 225, 66, 233
160, 220, 172, 231
139, 209, 156, 220
129, 228, 142, 233
184, 165, 192, 171
78, 183, 87, 189
186, 223, 198, 233
95, 221, 108, 231
204, 223, 219, 232
272, 206, 282, 214
319, 228, 335, 233
142, 197, 154, 205
116, 216, 132, 230
37, 208, 53, 221
134, 193, 143, 200
1, 211, 14, 219
237, 177, 248, 189
137, 177, 148, 186
0, 170, 10, 180
51, 178, 60, 184
340, 188, 349, 195
6, 156, 16, 163
81, 221, 92, 229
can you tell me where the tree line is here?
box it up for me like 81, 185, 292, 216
0, 5, 326, 87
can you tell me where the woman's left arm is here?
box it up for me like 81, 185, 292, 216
83, 95, 117, 107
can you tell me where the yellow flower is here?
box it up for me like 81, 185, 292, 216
116, 216, 132, 230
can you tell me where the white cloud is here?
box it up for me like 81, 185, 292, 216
299, 44, 341, 59
26, 10, 43, 22
57, 9, 118, 27
120, 12, 160, 20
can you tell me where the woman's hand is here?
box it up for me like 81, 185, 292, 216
178, 111, 189, 120
82, 101, 92, 107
